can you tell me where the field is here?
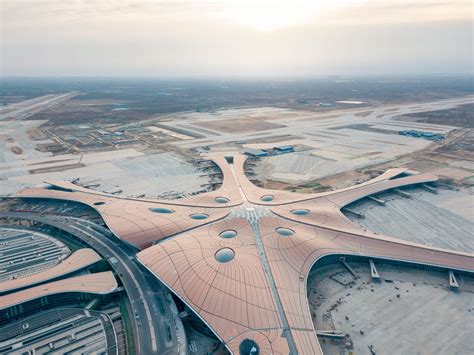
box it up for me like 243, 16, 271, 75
397, 103, 474, 128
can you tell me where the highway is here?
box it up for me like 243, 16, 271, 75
0, 211, 184, 355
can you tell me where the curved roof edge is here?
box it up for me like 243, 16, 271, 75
0, 248, 102, 294
0, 271, 117, 310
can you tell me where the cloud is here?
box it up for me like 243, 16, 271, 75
1, 1, 472, 76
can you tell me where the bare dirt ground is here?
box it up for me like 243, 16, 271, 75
244, 97, 473, 193
10, 146, 23, 155
384, 128, 474, 188
28, 163, 86, 174
28, 99, 150, 125
354, 110, 373, 118
257, 127, 474, 192
397, 103, 474, 128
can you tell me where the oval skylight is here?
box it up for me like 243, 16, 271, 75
291, 209, 309, 216
219, 230, 237, 239
149, 207, 175, 214
215, 196, 230, 203
190, 213, 209, 220
215, 248, 235, 263
275, 227, 295, 236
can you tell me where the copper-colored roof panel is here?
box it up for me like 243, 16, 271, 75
0, 271, 117, 310
137, 218, 285, 348
0, 248, 102, 294
14, 187, 230, 249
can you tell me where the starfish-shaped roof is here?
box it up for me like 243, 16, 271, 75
14, 153, 474, 354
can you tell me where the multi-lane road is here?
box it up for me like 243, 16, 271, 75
0, 211, 185, 355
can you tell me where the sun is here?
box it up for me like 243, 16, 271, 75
216, 0, 362, 31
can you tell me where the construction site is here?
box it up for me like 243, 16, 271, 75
2, 94, 473, 193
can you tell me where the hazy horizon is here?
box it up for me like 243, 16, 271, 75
1, 74, 473, 80
1, 1, 473, 77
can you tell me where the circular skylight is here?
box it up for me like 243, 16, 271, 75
275, 227, 295, 236
149, 207, 175, 214
215, 196, 230, 203
260, 195, 274, 202
215, 248, 235, 263
219, 230, 237, 239
291, 209, 309, 216
190, 213, 209, 220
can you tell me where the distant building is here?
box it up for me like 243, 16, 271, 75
399, 130, 444, 141
244, 145, 294, 157
318, 102, 335, 107
274, 145, 294, 153
243, 148, 269, 157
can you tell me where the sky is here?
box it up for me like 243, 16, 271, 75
1, 0, 472, 77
